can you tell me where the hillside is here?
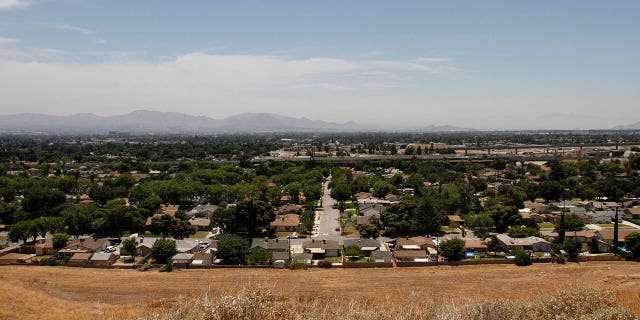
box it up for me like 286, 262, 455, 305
0, 262, 638, 319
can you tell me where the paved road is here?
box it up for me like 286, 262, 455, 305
622, 220, 640, 229
316, 176, 342, 241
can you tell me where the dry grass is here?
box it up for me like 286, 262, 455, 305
0, 262, 638, 319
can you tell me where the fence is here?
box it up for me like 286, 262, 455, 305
578, 255, 623, 262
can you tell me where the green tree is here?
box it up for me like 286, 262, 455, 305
563, 238, 582, 262
247, 250, 273, 265
211, 200, 274, 237
330, 184, 352, 203
8, 220, 38, 243
465, 213, 494, 238
555, 214, 585, 233
487, 235, 507, 255
61, 205, 94, 239
21, 187, 66, 217
623, 232, 640, 261
372, 181, 395, 199
514, 248, 532, 266
439, 238, 466, 261
356, 217, 381, 239
216, 234, 249, 265
52, 233, 70, 251
345, 244, 363, 258
485, 204, 521, 233
150, 239, 177, 264
507, 226, 541, 238
121, 238, 137, 257
413, 198, 446, 235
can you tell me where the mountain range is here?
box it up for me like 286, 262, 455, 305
0, 110, 481, 134
1, 110, 637, 133
613, 122, 640, 130
0, 110, 364, 134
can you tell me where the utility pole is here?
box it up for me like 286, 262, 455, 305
613, 207, 619, 254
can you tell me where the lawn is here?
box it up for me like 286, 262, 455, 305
596, 224, 635, 229
538, 222, 555, 229
192, 231, 210, 238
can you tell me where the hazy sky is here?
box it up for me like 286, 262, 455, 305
1, 1, 639, 130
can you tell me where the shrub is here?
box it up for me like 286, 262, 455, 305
317, 260, 332, 268
514, 248, 532, 266
138, 263, 152, 272
159, 262, 173, 272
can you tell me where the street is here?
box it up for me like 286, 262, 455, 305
315, 176, 343, 241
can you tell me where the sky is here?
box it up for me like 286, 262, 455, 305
0, 0, 639, 130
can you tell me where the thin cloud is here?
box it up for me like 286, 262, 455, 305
57, 24, 94, 35
0, 36, 18, 45
0, 0, 30, 11
0, 50, 464, 121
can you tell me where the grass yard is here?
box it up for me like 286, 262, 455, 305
538, 222, 555, 229
192, 231, 210, 238
0, 262, 638, 319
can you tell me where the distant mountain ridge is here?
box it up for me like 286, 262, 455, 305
0, 110, 363, 134
613, 121, 640, 130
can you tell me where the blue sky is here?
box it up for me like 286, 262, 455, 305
0, 0, 639, 129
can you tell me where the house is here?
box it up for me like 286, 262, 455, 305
448, 215, 465, 228
525, 202, 548, 213
90, 252, 117, 266
625, 207, 640, 219
302, 239, 339, 259
595, 229, 639, 253
191, 252, 214, 266
393, 248, 429, 262
396, 236, 436, 251
172, 253, 194, 268
189, 218, 211, 231
34, 238, 59, 256
276, 204, 303, 214
187, 204, 219, 218
270, 214, 301, 232
65, 237, 109, 253
175, 239, 199, 253
0, 253, 35, 265
68, 252, 92, 266
569, 207, 587, 215
354, 192, 374, 201
463, 238, 488, 254
358, 203, 385, 217
496, 234, 552, 252
520, 236, 552, 252
583, 211, 617, 224
160, 204, 180, 215
250, 238, 289, 253
519, 211, 543, 223
72, 238, 104, 252
291, 253, 313, 265
565, 230, 598, 252
591, 201, 621, 211
372, 250, 393, 263
355, 203, 385, 224
132, 236, 160, 257
343, 238, 380, 256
